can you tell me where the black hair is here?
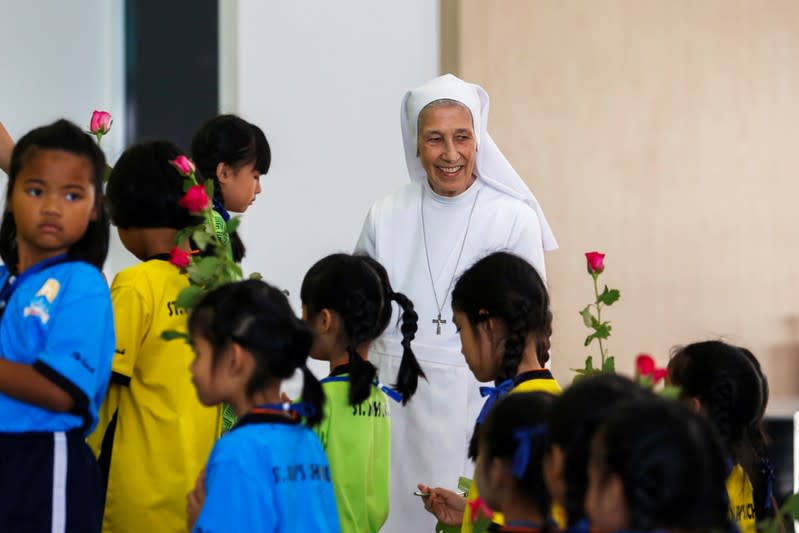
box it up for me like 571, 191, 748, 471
478, 392, 555, 523
188, 279, 323, 426
452, 252, 552, 378
592, 398, 733, 532
106, 141, 201, 230
190, 114, 271, 262
548, 373, 655, 526
454, 252, 552, 460
300, 253, 425, 406
1, 119, 109, 270
668, 340, 772, 519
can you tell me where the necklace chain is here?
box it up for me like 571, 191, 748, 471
420, 184, 481, 334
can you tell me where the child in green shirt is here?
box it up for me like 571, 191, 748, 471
300, 254, 426, 533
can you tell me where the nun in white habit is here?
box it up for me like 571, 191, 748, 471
355, 74, 557, 532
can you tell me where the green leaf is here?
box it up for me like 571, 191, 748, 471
580, 305, 593, 328
204, 179, 215, 199
602, 356, 615, 373
175, 226, 194, 245
597, 285, 621, 306
161, 329, 189, 342
782, 492, 799, 519
225, 217, 241, 234
103, 164, 113, 183
197, 256, 222, 279
183, 180, 193, 192
584, 333, 595, 347
192, 229, 212, 250
175, 285, 205, 309
660, 385, 682, 400
248, 271, 263, 281
593, 322, 611, 339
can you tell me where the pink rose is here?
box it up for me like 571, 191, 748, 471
171, 155, 196, 177
169, 247, 191, 269
89, 110, 112, 135
585, 251, 605, 274
178, 184, 210, 214
635, 353, 656, 377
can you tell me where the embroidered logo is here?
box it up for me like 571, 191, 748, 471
24, 278, 60, 324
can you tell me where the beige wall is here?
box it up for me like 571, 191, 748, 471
443, 0, 799, 395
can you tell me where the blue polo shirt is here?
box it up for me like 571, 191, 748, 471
193, 408, 341, 533
0, 259, 114, 435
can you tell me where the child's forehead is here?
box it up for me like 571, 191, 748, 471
18, 148, 94, 182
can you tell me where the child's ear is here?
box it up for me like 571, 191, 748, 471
216, 162, 231, 184
318, 309, 335, 335
228, 342, 252, 377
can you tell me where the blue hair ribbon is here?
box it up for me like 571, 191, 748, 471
511, 425, 548, 478
476, 379, 514, 423
376, 381, 403, 403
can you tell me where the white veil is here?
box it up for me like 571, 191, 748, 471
401, 74, 558, 251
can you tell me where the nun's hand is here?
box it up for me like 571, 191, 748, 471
0, 122, 13, 174
417, 483, 465, 526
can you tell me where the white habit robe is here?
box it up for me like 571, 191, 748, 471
355, 177, 546, 533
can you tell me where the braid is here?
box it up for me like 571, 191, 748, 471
536, 307, 553, 367
347, 344, 377, 406
499, 299, 531, 380
390, 291, 426, 404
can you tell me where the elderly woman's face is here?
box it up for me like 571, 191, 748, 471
418, 104, 476, 197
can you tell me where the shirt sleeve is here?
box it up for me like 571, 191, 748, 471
33, 268, 114, 415
193, 459, 276, 533
354, 205, 377, 256
107, 277, 150, 384
507, 204, 547, 281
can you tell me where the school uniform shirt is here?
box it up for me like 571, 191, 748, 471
462, 370, 563, 533
727, 463, 756, 533
0, 259, 114, 533
86, 258, 222, 533
0, 260, 114, 434
193, 408, 342, 533
316, 365, 391, 533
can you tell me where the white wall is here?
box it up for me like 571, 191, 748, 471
0, 0, 130, 275
225, 0, 440, 304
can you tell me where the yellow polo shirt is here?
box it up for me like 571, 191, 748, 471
87, 258, 222, 533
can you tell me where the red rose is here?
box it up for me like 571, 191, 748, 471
171, 155, 196, 177
652, 368, 668, 384
636, 353, 656, 376
169, 247, 191, 269
585, 251, 605, 274
178, 184, 209, 214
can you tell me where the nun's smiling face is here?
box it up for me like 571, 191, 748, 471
418, 103, 477, 196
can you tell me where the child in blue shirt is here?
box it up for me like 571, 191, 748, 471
186, 279, 341, 533
0, 119, 114, 533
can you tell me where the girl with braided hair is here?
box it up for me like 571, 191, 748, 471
667, 341, 775, 533
300, 253, 425, 533
585, 397, 734, 533
419, 251, 561, 532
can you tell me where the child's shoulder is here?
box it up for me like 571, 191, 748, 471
45, 260, 107, 294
